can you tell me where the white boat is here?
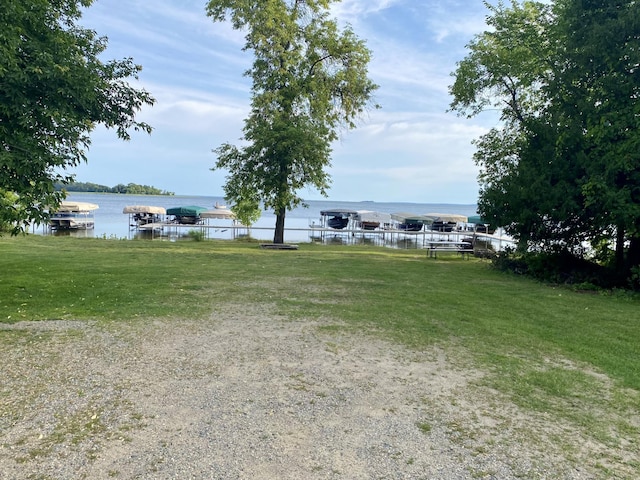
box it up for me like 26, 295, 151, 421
50, 201, 99, 230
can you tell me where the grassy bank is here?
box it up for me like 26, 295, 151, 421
1, 235, 639, 471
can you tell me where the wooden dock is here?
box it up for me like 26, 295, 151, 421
129, 221, 513, 252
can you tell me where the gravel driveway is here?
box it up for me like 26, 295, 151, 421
0, 306, 626, 479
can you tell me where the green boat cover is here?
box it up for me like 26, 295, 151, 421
467, 215, 490, 225
166, 205, 208, 216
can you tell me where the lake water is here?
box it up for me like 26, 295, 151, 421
36, 192, 482, 245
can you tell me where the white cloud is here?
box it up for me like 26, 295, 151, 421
74, 0, 498, 203
331, 0, 400, 19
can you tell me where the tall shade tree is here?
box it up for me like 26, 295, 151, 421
449, 0, 560, 247
0, 0, 154, 234
552, 0, 640, 272
450, 0, 640, 282
207, 0, 378, 244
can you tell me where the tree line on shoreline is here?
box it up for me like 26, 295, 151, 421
55, 181, 174, 196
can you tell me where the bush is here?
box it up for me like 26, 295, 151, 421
492, 249, 620, 289
187, 229, 206, 242
629, 267, 640, 291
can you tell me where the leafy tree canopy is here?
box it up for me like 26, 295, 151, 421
450, 0, 640, 284
0, 0, 154, 234
207, 0, 378, 242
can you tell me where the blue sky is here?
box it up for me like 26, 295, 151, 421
76, 0, 500, 204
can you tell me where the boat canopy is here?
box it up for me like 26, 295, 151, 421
423, 213, 468, 223
166, 205, 208, 216
201, 208, 235, 219
123, 205, 166, 215
355, 210, 391, 223
320, 209, 358, 217
55, 201, 99, 212
390, 212, 432, 223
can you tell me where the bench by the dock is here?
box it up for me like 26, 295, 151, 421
426, 241, 473, 258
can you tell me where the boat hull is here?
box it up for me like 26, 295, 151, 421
398, 222, 423, 232
50, 213, 95, 230
360, 221, 380, 230
174, 215, 201, 225
328, 217, 349, 229
430, 221, 456, 232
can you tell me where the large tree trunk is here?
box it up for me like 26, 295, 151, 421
273, 206, 286, 244
273, 162, 289, 244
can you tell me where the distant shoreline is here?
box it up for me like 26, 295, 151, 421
57, 181, 174, 196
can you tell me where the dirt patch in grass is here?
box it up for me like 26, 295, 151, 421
0, 308, 636, 479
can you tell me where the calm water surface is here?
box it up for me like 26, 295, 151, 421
36, 193, 480, 244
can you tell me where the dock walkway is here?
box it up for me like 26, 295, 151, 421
130, 221, 512, 252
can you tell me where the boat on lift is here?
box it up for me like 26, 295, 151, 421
320, 209, 357, 230
123, 205, 166, 230
166, 205, 208, 225
49, 201, 99, 230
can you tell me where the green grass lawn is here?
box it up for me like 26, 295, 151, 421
2, 235, 639, 464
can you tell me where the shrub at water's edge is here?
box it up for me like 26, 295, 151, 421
491, 249, 636, 291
